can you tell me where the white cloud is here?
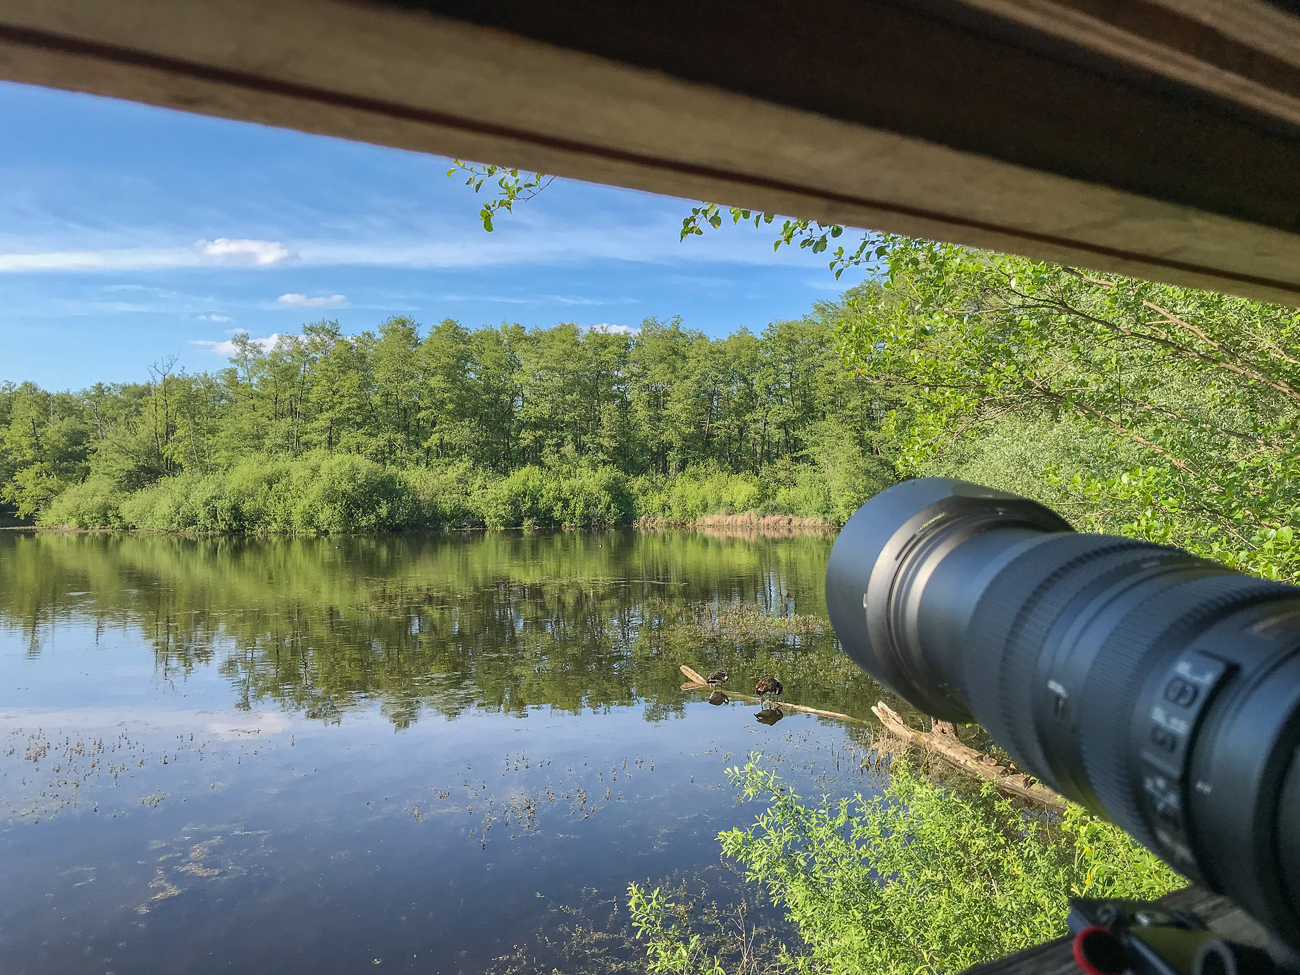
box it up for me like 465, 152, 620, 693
199, 238, 290, 265
546, 294, 637, 306
199, 313, 233, 322
438, 293, 534, 304
0, 247, 199, 272
0, 213, 826, 275
588, 323, 639, 334
0, 237, 292, 272
277, 293, 347, 308
191, 334, 283, 356
436, 292, 636, 307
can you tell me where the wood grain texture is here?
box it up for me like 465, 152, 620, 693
3, 1, 1300, 300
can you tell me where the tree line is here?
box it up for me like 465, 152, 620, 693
449, 166, 1300, 579
0, 312, 894, 529
6, 234, 1299, 572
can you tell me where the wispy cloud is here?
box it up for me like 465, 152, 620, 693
291, 225, 808, 271
191, 333, 282, 356
277, 293, 347, 308
0, 247, 199, 272
199, 313, 233, 322
438, 293, 535, 304
437, 292, 637, 306
200, 238, 290, 265
588, 323, 639, 334
546, 295, 638, 306
0, 237, 292, 273
0, 218, 820, 275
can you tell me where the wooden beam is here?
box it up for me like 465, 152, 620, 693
3, 1, 1300, 301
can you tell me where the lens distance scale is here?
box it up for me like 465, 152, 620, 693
1137, 651, 1235, 880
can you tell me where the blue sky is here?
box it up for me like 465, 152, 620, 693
0, 81, 856, 390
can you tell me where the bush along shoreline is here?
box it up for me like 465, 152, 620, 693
2, 313, 895, 534
11, 236, 1300, 573
32, 455, 874, 533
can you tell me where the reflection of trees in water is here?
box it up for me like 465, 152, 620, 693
0, 530, 884, 727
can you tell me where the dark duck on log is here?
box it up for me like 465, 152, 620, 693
706, 670, 729, 685
755, 675, 782, 702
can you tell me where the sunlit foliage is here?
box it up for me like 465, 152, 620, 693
837, 238, 1300, 580
631, 759, 1179, 975
3, 315, 895, 529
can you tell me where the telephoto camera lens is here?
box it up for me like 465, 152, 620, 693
825, 478, 1300, 942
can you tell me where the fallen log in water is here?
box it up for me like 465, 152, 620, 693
679, 665, 1067, 810
871, 702, 1067, 812
678, 665, 867, 724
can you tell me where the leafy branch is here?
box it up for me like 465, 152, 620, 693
679, 204, 880, 279
444, 162, 879, 278
446, 160, 555, 232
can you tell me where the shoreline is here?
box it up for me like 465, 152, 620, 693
639, 512, 838, 532
5, 512, 841, 537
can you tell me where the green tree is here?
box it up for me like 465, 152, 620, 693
4, 311, 893, 527
0, 382, 91, 517
836, 238, 1300, 579
372, 315, 424, 463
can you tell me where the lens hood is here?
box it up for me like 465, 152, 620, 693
827, 477, 1300, 944
826, 478, 1073, 719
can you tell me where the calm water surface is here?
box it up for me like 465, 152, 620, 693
0, 530, 890, 974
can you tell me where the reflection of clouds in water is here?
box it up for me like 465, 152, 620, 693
0, 533, 876, 973
0, 707, 290, 735
208, 712, 292, 740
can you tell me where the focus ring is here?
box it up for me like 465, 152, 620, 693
1080, 575, 1294, 850
965, 536, 1168, 779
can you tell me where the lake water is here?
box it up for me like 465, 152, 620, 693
0, 530, 897, 974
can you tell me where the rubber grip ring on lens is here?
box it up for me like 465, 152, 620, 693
1073, 926, 1130, 975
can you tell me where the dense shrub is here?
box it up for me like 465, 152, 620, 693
478, 465, 634, 528
51, 456, 651, 533
633, 466, 765, 522
404, 460, 482, 528
292, 455, 413, 532
633, 447, 889, 525
35, 428, 889, 532
38, 476, 126, 529
630, 760, 1179, 975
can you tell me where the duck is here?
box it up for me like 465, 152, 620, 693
755, 706, 784, 726
708, 690, 729, 706
754, 675, 783, 702
706, 669, 729, 686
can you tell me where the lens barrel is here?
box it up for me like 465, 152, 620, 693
826, 479, 1300, 942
